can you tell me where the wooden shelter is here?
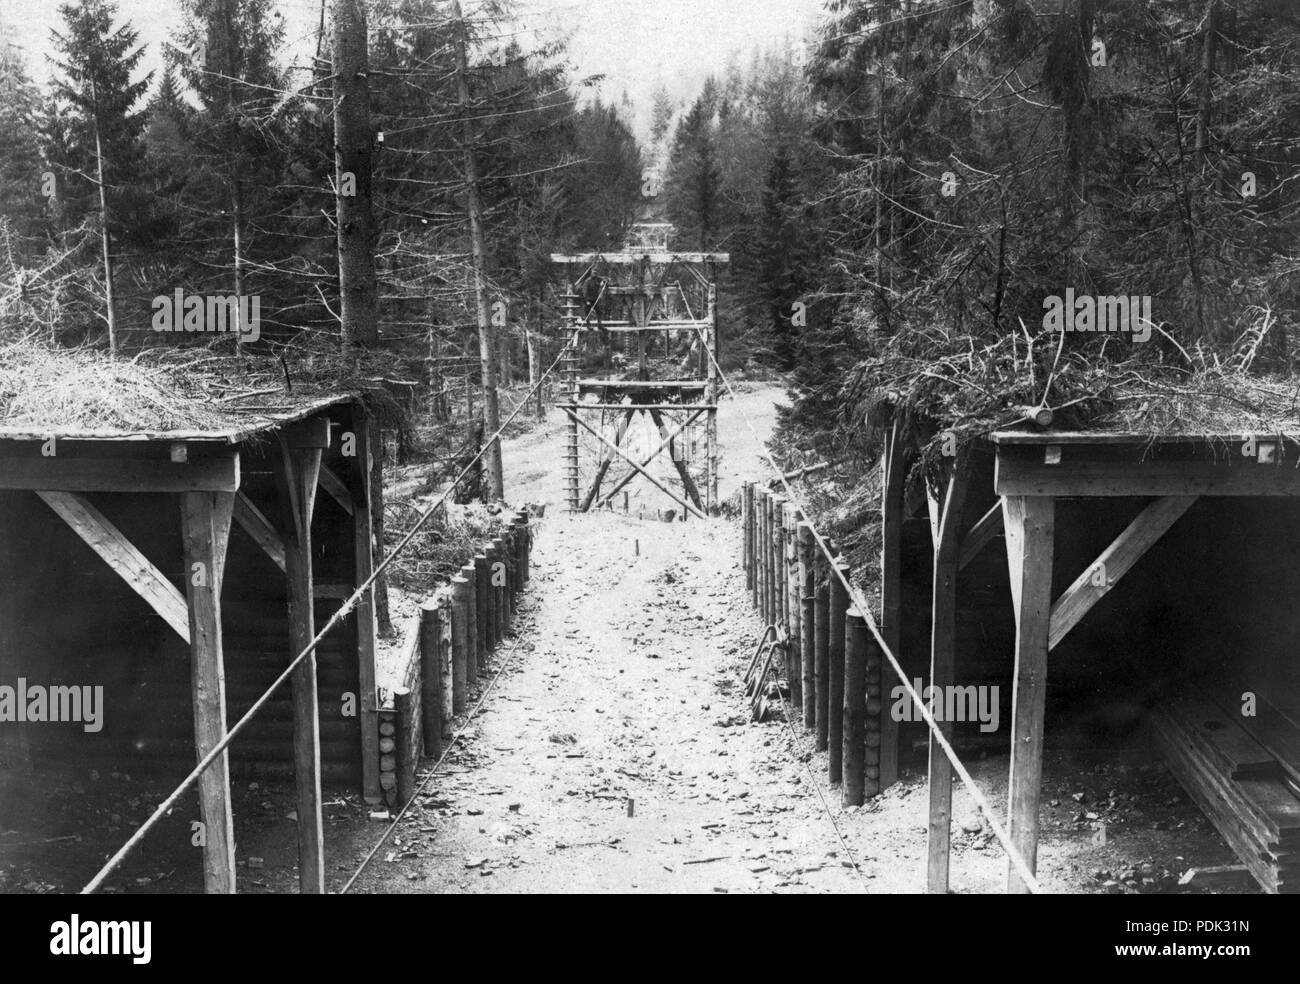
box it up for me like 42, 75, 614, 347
0, 394, 382, 893
877, 424, 1300, 893
549, 251, 729, 517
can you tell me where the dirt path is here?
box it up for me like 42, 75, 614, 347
348, 384, 871, 893
348, 510, 872, 893
340, 382, 1235, 895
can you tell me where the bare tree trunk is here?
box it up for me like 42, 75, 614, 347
90, 78, 118, 358
527, 321, 544, 421
332, 0, 379, 349
452, 0, 503, 501
1196, 0, 1219, 163
232, 175, 245, 299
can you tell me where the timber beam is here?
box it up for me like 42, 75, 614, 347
1047, 496, 1196, 650
36, 491, 192, 643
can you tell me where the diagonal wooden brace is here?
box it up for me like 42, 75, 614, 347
564, 407, 706, 519
597, 408, 705, 511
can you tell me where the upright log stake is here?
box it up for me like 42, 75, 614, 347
843, 607, 869, 806
419, 599, 443, 758
796, 523, 815, 717
828, 560, 849, 784
812, 550, 830, 744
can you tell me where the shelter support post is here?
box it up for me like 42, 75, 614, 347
925, 456, 972, 894
1002, 494, 1055, 894
276, 418, 329, 894
180, 490, 236, 894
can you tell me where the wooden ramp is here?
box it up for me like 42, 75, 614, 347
1150, 690, 1300, 893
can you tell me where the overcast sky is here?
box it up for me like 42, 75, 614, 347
2, 0, 822, 136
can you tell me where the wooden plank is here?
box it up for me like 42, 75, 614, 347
990, 430, 1296, 446
1218, 688, 1300, 791
284, 415, 332, 449
926, 456, 971, 895
180, 490, 236, 894
37, 491, 191, 643
317, 465, 354, 515
232, 492, 286, 572
1172, 694, 1279, 779
556, 403, 718, 411
879, 422, 905, 790
1048, 496, 1195, 650
1002, 495, 1055, 894
275, 440, 325, 894
957, 503, 1004, 571
549, 252, 731, 264
3, 454, 239, 492
996, 454, 1300, 497
348, 410, 381, 804
1151, 708, 1300, 893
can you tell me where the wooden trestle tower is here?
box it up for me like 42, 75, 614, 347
550, 251, 730, 518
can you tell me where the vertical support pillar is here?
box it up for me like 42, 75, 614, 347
180, 489, 237, 894
828, 560, 849, 784
879, 420, 905, 791
706, 281, 719, 511
562, 285, 581, 512
842, 607, 869, 806
1003, 494, 1055, 894
927, 457, 971, 894
348, 407, 381, 804
275, 421, 328, 894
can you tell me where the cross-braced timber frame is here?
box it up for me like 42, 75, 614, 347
549, 251, 730, 516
